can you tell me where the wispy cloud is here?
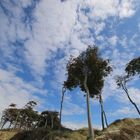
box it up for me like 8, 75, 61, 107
108, 106, 136, 117
0, 68, 47, 114
0, 0, 140, 126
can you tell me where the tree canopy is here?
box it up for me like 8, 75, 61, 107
125, 56, 140, 77
64, 46, 112, 97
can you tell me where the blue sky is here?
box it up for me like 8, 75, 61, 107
0, 0, 140, 129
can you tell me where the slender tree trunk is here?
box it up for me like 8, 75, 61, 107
51, 116, 54, 129
44, 118, 48, 128
99, 95, 105, 130
103, 111, 108, 127
1, 120, 7, 130
33, 118, 40, 129
8, 122, 12, 129
14, 111, 20, 129
59, 87, 66, 130
99, 95, 108, 129
0, 116, 3, 127
122, 84, 140, 115
19, 124, 22, 129
84, 74, 94, 140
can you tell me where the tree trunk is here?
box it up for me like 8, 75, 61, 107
103, 111, 108, 127
99, 95, 105, 130
33, 119, 40, 129
99, 95, 108, 129
1, 120, 7, 130
14, 111, 20, 129
44, 118, 47, 128
59, 87, 66, 130
0, 116, 3, 127
84, 74, 94, 140
51, 116, 54, 129
8, 122, 12, 129
122, 84, 140, 115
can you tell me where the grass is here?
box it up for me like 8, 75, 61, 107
0, 130, 18, 140
0, 118, 140, 140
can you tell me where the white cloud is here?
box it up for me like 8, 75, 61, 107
129, 88, 140, 105
118, 0, 136, 18
108, 106, 136, 116
63, 121, 87, 130
24, 0, 78, 76
1, 0, 138, 78
23, 0, 138, 78
63, 101, 86, 116
63, 121, 101, 130
0, 68, 46, 115
120, 87, 140, 106
109, 35, 118, 46
87, 0, 119, 19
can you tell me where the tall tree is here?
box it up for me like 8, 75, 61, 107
116, 76, 140, 115
64, 46, 111, 140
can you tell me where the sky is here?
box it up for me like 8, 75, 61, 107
0, 0, 140, 130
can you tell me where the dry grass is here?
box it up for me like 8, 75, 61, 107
0, 131, 18, 140
0, 118, 140, 140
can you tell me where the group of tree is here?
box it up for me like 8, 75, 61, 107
0, 46, 139, 140
0, 101, 60, 131
59, 46, 140, 140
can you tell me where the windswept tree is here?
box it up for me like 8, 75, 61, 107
0, 109, 10, 129
64, 46, 112, 140
20, 101, 38, 129
37, 111, 60, 129
0, 104, 17, 130
13, 101, 38, 129
121, 56, 140, 116
116, 76, 140, 115
116, 57, 140, 115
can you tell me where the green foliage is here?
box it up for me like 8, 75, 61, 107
125, 56, 140, 77
38, 111, 60, 129
115, 75, 130, 88
64, 46, 112, 97
0, 101, 61, 131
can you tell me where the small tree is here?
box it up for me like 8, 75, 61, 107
0, 110, 9, 129
38, 111, 60, 129
0, 104, 17, 130
21, 101, 38, 130
116, 76, 140, 115
64, 46, 111, 140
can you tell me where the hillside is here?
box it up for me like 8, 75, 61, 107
0, 118, 140, 140
95, 118, 140, 140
